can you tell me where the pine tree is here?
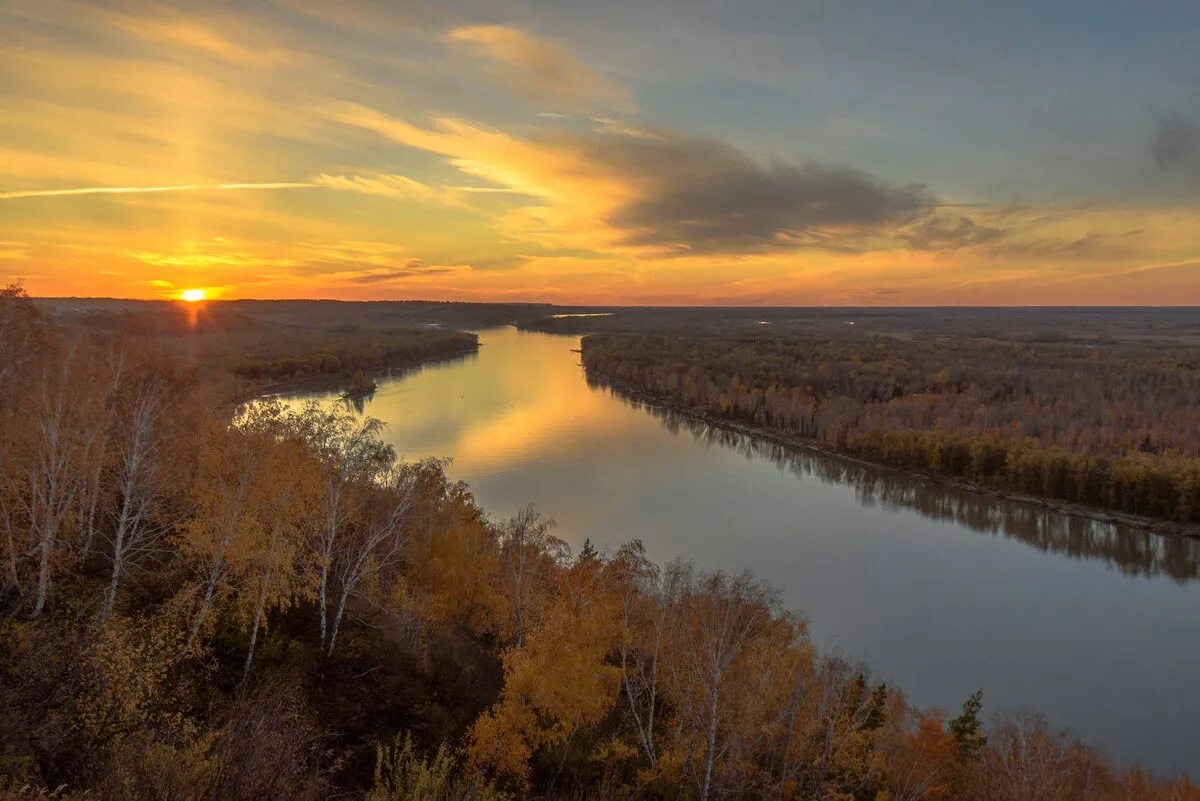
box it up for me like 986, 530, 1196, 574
577, 538, 598, 563
949, 689, 987, 759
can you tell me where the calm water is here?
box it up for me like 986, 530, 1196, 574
288, 326, 1200, 776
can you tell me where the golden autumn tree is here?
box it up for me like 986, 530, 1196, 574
876, 710, 961, 801
465, 545, 626, 784
611, 540, 670, 771
0, 285, 45, 598
325, 461, 422, 657
652, 563, 782, 801
179, 403, 284, 643
286, 402, 394, 652
96, 348, 195, 623
236, 428, 321, 682
408, 489, 509, 638
11, 334, 106, 618
495, 505, 567, 645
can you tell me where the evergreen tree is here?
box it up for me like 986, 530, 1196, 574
577, 538, 599, 563
949, 689, 987, 758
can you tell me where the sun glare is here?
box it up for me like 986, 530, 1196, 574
180, 288, 206, 302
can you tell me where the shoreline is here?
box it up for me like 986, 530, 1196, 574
587, 371, 1200, 540
235, 343, 481, 403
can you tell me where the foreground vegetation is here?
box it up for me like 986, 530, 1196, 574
2, 286, 1197, 800
582, 333, 1200, 525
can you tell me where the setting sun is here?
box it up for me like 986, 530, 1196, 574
179, 289, 206, 303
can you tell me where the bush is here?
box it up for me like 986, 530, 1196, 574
368, 735, 510, 801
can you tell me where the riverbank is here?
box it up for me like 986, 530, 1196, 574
586, 371, 1200, 540
239, 343, 481, 402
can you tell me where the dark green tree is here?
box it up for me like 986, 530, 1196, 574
949, 689, 987, 759
576, 538, 598, 563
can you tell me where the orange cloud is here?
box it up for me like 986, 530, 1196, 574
448, 25, 635, 113
112, 15, 295, 66
326, 103, 633, 252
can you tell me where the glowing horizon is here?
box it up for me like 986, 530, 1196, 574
2, 1, 1199, 305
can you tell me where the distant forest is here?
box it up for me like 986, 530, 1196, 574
36, 298, 481, 389
3, 287, 1199, 800
582, 333, 1200, 525
635, 402, 1200, 583
230, 328, 478, 383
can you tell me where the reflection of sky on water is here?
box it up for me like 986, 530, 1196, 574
287, 326, 1200, 778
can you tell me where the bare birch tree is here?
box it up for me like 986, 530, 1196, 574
99, 377, 172, 622
325, 462, 419, 656
19, 338, 97, 617
288, 402, 392, 650
497, 504, 566, 645
664, 564, 777, 801
614, 539, 683, 769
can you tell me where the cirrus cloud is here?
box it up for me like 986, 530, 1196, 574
314, 172, 438, 201
448, 24, 635, 114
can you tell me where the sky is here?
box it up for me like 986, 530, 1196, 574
2, 0, 1200, 305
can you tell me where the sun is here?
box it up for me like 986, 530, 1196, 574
179, 288, 207, 302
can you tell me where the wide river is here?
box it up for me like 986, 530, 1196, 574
288, 326, 1200, 776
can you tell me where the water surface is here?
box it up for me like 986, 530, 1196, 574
288, 326, 1200, 776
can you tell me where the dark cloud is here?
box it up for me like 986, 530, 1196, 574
347, 259, 452, 284
903, 213, 1142, 261
846, 287, 904, 297
901, 215, 1008, 251
989, 230, 1143, 261
1152, 112, 1200, 173
572, 130, 933, 253
459, 255, 530, 271
350, 270, 419, 284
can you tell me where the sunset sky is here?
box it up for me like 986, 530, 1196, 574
3, 0, 1200, 304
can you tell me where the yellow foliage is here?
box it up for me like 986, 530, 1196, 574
72, 594, 198, 752
465, 555, 627, 782
411, 509, 509, 637
369, 734, 511, 801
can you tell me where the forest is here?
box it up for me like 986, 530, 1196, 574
633, 402, 1200, 584
521, 306, 1200, 346
581, 333, 1200, 526
2, 283, 1198, 801
41, 299, 481, 390
227, 328, 478, 385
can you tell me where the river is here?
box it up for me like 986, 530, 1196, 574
285, 325, 1200, 776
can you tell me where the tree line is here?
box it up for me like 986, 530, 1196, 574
1, 285, 1197, 800
62, 300, 479, 387
230, 328, 478, 383
582, 333, 1200, 524
624, 397, 1200, 583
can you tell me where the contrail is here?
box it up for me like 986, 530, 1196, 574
0, 181, 318, 201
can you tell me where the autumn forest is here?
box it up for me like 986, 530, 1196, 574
9, 0, 1200, 793
582, 331, 1200, 526
1, 291, 1198, 800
